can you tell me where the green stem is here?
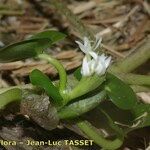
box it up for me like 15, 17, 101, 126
109, 39, 150, 73
131, 85, 150, 93
116, 73, 150, 86
38, 53, 67, 93
65, 75, 105, 104
77, 120, 123, 150
58, 91, 106, 119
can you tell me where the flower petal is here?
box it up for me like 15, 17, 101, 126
81, 56, 90, 76
99, 54, 106, 62
84, 37, 92, 52
75, 41, 86, 53
94, 53, 110, 75
105, 56, 111, 68
95, 62, 104, 75
89, 59, 96, 75
93, 36, 102, 51
89, 51, 98, 60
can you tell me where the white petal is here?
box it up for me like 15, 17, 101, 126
101, 66, 106, 75
89, 59, 96, 74
105, 56, 111, 68
83, 37, 89, 47
89, 51, 98, 60
81, 57, 90, 76
95, 55, 102, 66
93, 36, 102, 51
99, 53, 107, 62
95, 63, 104, 75
97, 65, 106, 75
94, 54, 108, 75
84, 37, 92, 52
99, 54, 111, 68
75, 41, 86, 53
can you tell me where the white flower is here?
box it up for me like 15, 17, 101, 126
76, 36, 111, 76
81, 54, 111, 76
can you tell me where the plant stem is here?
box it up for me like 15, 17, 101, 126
77, 120, 123, 150
116, 73, 150, 86
38, 53, 67, 93
131, 85, 150, 93
65, 75, 105, 104
109, 39, 150, 73
58, 91, 106, 119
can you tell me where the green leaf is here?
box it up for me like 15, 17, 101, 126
58, 91, 106, 119
0, 88, 22, 109
105, 73, 137, 110
30, 30, 66, 44
0, 30, 66, 62
29, 69, 63, 106
74, 67, 82, 81
0, 38, 50, 62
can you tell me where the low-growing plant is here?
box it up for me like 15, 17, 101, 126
0, 30, 149, 150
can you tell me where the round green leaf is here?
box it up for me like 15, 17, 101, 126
105, 73, 137, 110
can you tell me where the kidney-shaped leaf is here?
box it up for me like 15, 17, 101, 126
105, 73, 137, 110
30, 69, 63, 106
